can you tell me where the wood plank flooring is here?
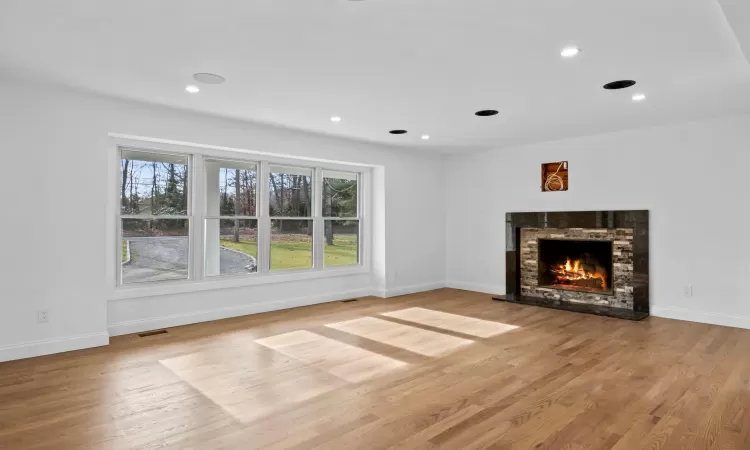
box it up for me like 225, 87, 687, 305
1, 289, 749, 449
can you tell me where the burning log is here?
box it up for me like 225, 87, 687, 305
556, 278, 604, 290
550, 256, 608, 290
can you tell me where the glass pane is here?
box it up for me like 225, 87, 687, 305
120, 149, 189, 216
323, 171, 358, 217
269, 166, 312, 217
206, 160, 257, 217
205, 219, 258, 277
325, 220, 359, 267
121, 219, 189, 284
271, 219, 313, 271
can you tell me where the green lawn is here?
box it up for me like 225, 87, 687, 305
219, 234, 357, 271
121, 240, 128, 263
324, 234, 358, 267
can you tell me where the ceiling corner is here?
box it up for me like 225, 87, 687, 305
718, 0, 750, 64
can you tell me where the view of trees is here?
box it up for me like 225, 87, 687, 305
269, 173, 312, 214
120, 158, 189, 235
120, 159, 188, 216
323, 175, 358, 245
120, 157, 359, 267
120, 160, 357, 222
219, 168, 257, 217
218, 168, 257, 243
269, 172, 312, 236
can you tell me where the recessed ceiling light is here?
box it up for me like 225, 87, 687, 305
193, 73, 226, 85
603, 80, 636, 90
185, 85, 200, 93
475, 110, 499, 117
389, 130, 408, 135
632, 93, 646, 102
560, 47, 581, 58
331, 116, 342, 123
421, 135, 430, 140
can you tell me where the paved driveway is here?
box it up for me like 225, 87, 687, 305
123, 237, 256, 284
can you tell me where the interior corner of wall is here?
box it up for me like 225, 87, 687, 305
371, 165, 387, 298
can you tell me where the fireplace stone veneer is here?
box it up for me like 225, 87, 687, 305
494, 210, 649, 320
520, 228, 633, 308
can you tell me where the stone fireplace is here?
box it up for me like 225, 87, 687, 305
494, 210, 649, 320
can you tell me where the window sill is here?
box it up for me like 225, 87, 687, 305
111, 266, 370, 301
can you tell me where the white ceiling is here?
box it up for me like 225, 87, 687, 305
1, 0, 750, 153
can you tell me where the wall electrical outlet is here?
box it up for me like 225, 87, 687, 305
37, 310, 49, 324
683, 285, 693, 297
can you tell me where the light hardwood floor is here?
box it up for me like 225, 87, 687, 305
1, 289, 749, 449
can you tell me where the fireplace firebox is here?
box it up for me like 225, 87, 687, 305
537, 239, 613, 295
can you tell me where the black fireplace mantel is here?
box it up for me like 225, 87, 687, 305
493, 210, 649, 321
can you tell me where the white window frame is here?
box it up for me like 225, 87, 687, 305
109, 136, 371, 300
265, 163, 316, 274
203, 157, 260, 279
115, 146, 195, 287
320, 170, 362, 268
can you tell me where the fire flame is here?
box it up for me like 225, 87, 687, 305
551, 257, 607, 290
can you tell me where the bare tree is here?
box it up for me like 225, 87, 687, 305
269, 173, 282, 215
242, 170, 253, 215
121, 160, 130, 209
291, 175, 300, 214
151, 162, 157, 213
128, 163, 134, 205
323, 180, 333, 245
303, 176, 312, 236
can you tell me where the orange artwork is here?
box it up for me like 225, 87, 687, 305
541, 161, 568, 192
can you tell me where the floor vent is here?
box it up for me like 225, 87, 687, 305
341, 299, 358, 303
138, 329, 168, 337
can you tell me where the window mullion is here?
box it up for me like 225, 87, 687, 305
357, 171, 364, 266
313, 166, 324, 269
191, 154, 204, 281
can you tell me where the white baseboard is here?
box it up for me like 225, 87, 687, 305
651, 306, 750, 330
108, 287, 375, 336
380, 282, 446, 298
445, 280, 504, 296
0, 332, 110, 363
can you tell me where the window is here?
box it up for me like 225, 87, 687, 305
322, 170, 359, 267
269, 166, 313, 271
115, 142, 366, 289
204, 159, 258, 277
119, 149, 191, 285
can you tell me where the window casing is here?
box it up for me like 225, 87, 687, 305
115, 141, 368, 292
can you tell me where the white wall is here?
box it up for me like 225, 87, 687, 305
0, 78, 446, 361
5, 74, 750, 363
446, 114, 750, 328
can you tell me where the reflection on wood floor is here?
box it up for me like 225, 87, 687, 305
1, 288, 749, 449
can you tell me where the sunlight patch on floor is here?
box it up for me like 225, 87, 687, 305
325, 317, 473, 357
160, 342, 343, 423
255, 330, 408, 383
381, 307, 519, 338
